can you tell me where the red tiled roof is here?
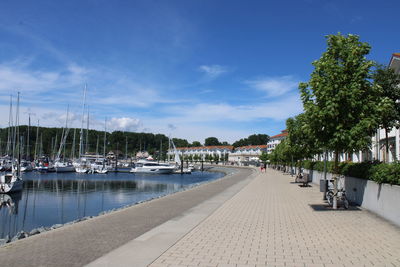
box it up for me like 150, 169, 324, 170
393, 53, 400, 58
236, 145, 268, 149
270, 130, 288, 139
176, 146, 233, 150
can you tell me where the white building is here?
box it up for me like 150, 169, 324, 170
168, 146, 233, 161
267, 130, 288, 154
228, 145, 268, 165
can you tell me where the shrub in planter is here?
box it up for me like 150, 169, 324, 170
369, 163, 400, 185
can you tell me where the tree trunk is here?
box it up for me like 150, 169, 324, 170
333, 149, 339, 210
385, 127, 389, 163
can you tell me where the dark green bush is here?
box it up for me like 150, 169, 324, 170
370, 163, 400, 185
299, 159, 399, 185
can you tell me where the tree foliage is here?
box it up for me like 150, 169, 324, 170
204, 137, 221, 146
189, 141, 202, 147
372, 64, 400, 161
232, 134, 269, 147
286, 113, 319, 161
299, 33, 381, 173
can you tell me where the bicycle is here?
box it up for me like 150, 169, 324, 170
326, 177, 349, 209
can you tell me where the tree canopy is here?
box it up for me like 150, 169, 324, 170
204, 137, 221, 146
232, 134, 269, 147
300, 33, 381, 163
372, 64, 400, 161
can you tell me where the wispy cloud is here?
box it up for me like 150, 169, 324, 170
108, 117, 141, 132
246, 75, 299, 97
156, 94, 302, 124
0, 61, 87, 95
198, 65, 228, 79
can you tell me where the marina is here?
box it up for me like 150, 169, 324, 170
0, 170, 224, 240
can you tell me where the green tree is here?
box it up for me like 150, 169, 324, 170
232, 134, 269, 147
190, 141, 202, 147
286, 113, 319, 168
259, 152, 269, 162
300, 33, 381, 208
224, 153, 229, 162
373, 64, 400, 162
214, 154, 220, 164
172, 138, 189, 148
204, 137, 220, 146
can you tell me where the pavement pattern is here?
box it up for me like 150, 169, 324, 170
0, 167, 254, 267
149, 168, 400, 267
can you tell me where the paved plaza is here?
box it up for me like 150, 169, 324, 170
149, 168, 400, 267
1, 167, 400, 267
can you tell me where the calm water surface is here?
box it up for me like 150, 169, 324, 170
0, 171, 224, 239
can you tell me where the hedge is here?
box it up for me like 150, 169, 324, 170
296, 160, 400, 186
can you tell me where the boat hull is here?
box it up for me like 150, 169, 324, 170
75, 167, 88, 173
55, 166, 76, 172
130, 167, 175, 174
0, 179, 23, 194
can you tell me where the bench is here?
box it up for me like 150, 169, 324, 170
295, 173, 310, 187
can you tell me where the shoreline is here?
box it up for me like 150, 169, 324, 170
0, 167, 235, 246
0, 166, 255, 267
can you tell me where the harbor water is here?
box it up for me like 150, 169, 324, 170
0, 170, 225, 240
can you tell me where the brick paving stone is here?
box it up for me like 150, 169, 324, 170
149, 168, 400, 267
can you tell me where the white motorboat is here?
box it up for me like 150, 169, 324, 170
0, 172, 23, 194
20, 160, 33, 172
130, 160, 175, 174
54, 161, 75, 172
75, 167, 89, 173
95, 168, 108, 174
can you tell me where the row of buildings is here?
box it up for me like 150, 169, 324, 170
169, 53, 400, 165
168, 130, 288, 165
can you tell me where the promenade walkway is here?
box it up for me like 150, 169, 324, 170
149, 168, 400, 267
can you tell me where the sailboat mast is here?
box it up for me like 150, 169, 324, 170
168, 137, 171, 162
125, 136, 128, 160
27, 113, 31, 160
71, 128, 76, 160
96, 135, 99, 158
34, 120, 39, 161
78, 85, 87, 159
57, 106, 70, 161
86, 107, 89, 154
103, 118, 107, 165
6, 95, 13, 156
40, 133, 43, 158
15, 92, 21, 176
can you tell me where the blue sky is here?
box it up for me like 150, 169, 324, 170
0, 0, 398, 143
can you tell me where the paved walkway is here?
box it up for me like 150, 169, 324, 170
149, 168, 400, 267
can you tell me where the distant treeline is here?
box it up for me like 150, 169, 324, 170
0, 126, 269, 158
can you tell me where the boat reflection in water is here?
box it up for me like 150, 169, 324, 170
0, 171, 224, 240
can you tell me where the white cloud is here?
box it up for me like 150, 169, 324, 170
108, 117, 141, 132
246, 76, 299, 97
163, 94, 302, 123
0, 61, 87, 95
198, 65, 228, 79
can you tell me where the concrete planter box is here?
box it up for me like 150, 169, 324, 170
302, 168, 400, 227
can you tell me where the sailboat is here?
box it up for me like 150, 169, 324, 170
55, 106, 75, 172
95, 118, 108, 174
75, 85, 89, 173
1, 93, 23, 194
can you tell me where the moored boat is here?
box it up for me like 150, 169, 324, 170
130, 160, 175, 174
